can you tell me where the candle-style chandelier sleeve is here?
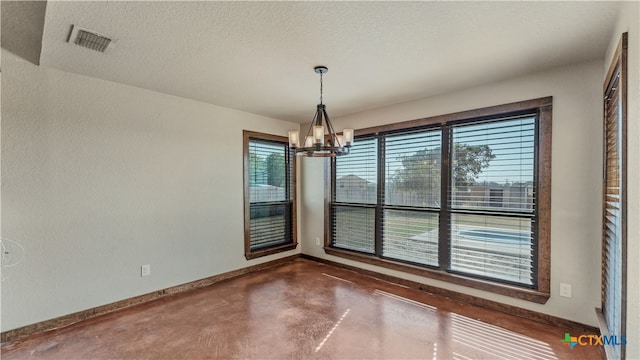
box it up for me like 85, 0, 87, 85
288, 66, 354, 157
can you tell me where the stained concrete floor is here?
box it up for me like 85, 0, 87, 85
2, 259, 602, 359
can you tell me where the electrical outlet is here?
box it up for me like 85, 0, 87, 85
141, 264, 151, 277
559, 283, 572, 298
316, 237, 321, 246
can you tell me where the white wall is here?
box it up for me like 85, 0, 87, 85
0, 50, 300, 332
301, 59, 604, 327
605, 2, 640, 358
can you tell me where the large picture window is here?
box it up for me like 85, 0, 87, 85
243, 131, 296, 259
327, 98, 551, 302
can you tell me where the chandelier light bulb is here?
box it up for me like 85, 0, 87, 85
288, 130, 299, 148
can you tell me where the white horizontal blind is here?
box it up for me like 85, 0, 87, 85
450, 117, 536, 286
335, 138, 378, 204
602, 67, 623, 353
382, 129, 441, 266
248, 139, 292, 251
385, 130, 442, 207
451, 214, 533, 284
451, 118, 535, 211
333, 206, 376, 253
383, 210, 438, 266
333, 138, 377, 253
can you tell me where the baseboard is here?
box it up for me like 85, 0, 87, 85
595, 308, 622, 360
1, 254, 300, 344
3, 253, 598, 344
301, 254, 599, 334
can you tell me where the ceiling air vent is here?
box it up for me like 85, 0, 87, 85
67, 25, 113, 53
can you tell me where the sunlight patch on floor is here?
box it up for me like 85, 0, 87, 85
315, 308, 350, 353
374, 289, 437, 312
451, 313, 558, 360
322, 273, 354, 284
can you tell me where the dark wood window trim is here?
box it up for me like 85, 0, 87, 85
243, 130, 297, 260
325, 97, 552, 304
597, 32, 627, 360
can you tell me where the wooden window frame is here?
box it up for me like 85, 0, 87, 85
243, 130, 297, 260
325, 97, 552, 303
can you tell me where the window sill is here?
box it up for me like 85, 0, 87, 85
324, 247, 550, 304
245, 243, 298, 260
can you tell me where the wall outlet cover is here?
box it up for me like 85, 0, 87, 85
141, 264, 151, 277
559, 283, 572, 298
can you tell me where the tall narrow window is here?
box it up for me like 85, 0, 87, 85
327, 97, 551, 303
332, 137, 377, 254
449, 117, 536, 286
243, 131, 296, 259
599, 33, 627, 360
383, 129, 441, 267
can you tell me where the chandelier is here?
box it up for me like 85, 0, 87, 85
288, 66, 354, 157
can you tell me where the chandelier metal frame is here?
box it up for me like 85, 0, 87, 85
288, 66, 353, 157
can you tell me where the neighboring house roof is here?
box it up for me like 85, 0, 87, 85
337, 174, 371, 184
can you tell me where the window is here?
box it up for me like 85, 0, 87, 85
383, 129, 441, 266
449, 118, 536, 286
332, 137, 377, 253
243, 131, 296, 259
327, 98, 551, 302
599, 33, 627, 360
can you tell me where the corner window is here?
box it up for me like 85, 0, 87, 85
243, 131, 296, 259
327, 98, 551, 302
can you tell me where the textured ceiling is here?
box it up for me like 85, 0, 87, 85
37, 1, 620, 123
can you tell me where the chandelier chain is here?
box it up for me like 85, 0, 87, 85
319, 71, 323, 104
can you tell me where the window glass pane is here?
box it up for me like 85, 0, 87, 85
451, 117, 535, 211
247, 137, 292, 252
332, 205, 375, 254
451, 214, 533, 286
249, 140, 288, 203
250, 203, 291, 250
382, 210, 438, 266
386, 130, 441, 207
335, 138, 377, 204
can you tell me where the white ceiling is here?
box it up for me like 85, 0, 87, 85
38, 1, 621, 123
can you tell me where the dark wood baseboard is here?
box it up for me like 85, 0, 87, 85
1, 254, 300, 344
3, 252, 598, 344
302, 254, 598, 334
324, 247, 550, 303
